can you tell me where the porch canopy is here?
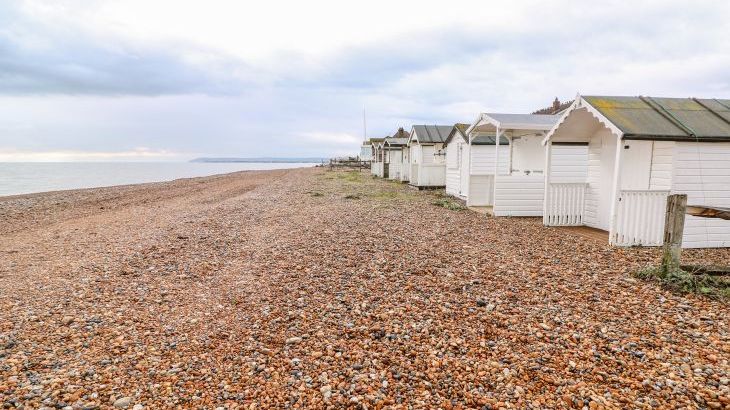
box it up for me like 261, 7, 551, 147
544, 96, 730, 144
383, 137, 408, 149
467, 113, 560, 139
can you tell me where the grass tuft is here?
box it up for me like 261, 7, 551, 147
634, 265, 729, 300
431, 197, 467, 211
344, 194, 361, 200
335, 171, 364, 183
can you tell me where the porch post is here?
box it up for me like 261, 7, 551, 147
494, 126, 501, 207
608, 135, 624, 245
507, 134, 513, 174
466, 132, 473, 206
543, 140, 552, 225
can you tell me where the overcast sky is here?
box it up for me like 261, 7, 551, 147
1, 0, 729, 161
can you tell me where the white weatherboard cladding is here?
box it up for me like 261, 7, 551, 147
510, 135, 544, 174
597, 131, 617, 231
471, 145, 509, 174
459, 144, 470, 197
672, 142, 730, 248
649, 141, 674, 190
493, 175, 544, 216
410, 145, 421, 164
416, 164, 446, 186
422, 145, 436, 164
583, 133, 603, 229
446, 141, 469, 198
410, 143, 446, 187
373, 162, 384, 177
494, 144, 588, 216
400, 149, 410, 182
551, 145, 589, 183
620, 140, 653, 190
445, 141, 460, 196
468, 175, 494, 206
582, 128, 618, 230
390, 149, 404, 180
464, 145, 508, 205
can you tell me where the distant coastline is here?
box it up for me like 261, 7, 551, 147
0, 162, 319, 197
191, 157, 326, 163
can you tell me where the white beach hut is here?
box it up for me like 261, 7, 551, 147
443, 122, 510, 205
382, 128, 410, 181
408, 125, 452, 188
542, 95, 730, 248
444, 124, 472, 199
464, 113, 588, 215
443, 123, 508, 202
399, 144, 410, 183
368, 138, 385, 176
383, 138, 408, 181
360, 141, 373, 161
371, 138, 386, 177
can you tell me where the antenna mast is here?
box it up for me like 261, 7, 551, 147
363, 105, 367, 141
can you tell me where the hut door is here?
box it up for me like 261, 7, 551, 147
597, 133, 617, 231
459, 144, 469, 196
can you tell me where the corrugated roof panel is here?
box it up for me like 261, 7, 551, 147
484, 113, 560, 128
695, 98, 730, 124
412, 125, 453, 143
444, 123, 470, 145
583, 96, 730, 141
584, 96, 687, 138
384, 137, 408, 146
472, 135, 509, 145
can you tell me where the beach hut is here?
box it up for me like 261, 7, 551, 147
383, 128, 410, 181
444, 124, 472, 198
443, 123, 510, 203
360, 141, 373, 161
464, 113, 587, 215
542, 95, 730, 248
408, 125, 452, 188
369, 138, 385, 176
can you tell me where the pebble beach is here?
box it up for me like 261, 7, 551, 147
0, 167, 728, 409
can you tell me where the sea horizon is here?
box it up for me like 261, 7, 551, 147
0, 161, 319, 197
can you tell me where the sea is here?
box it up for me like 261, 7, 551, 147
0, 162, 319, 197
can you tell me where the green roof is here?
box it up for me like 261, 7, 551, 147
444, 123, 470, 144
584, 96, 730, 142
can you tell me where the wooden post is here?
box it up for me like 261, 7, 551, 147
661, 194, 687, 274
493, 127, 502, 207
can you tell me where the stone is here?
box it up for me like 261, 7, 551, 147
113, 397, 133, 408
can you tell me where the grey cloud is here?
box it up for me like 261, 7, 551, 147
0, 4, 262, 96
1, 1, 729, 158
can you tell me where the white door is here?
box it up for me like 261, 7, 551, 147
422, 145, 435, 164
620, 141, 652, 190
459, 144, 469, 196
597, 133, 617, 230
